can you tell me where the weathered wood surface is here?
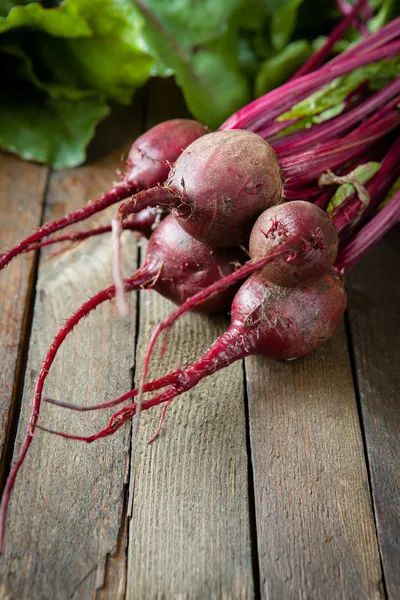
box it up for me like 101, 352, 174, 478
246, 322, 384, 599
0, 79, 399, 599
0, 96, 144, 599
0, 155, 48, 484
127, 287, 253, 599
125, 78, 254, 599
346, 230, 400, 600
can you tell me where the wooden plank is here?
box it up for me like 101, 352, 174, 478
0, 97, 144, 599
346, 231, 400, 599
0, 154, 48, 483
126, 292, 254, 599
246, 320, 384, 599
125, 78, 254, 598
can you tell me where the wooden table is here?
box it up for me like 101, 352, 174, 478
0, 80, 399, 600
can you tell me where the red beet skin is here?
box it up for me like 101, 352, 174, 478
229, 271, 346, 360
140, 215, 245, 312
121, 130, 284, 247
126, 119, 210, 190
137, 200, 340, 378
249, 201, 338, 287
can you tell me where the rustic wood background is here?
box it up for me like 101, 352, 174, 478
0, 80, 398, 600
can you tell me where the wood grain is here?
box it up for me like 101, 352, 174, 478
126, 282, 253, 599
346, 230, 400, 599
125, 78, 254, 599
246, 321, 384, 599
0, 99, 144, 599
0, 154, 48, 484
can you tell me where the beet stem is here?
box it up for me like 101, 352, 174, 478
222, 34, 400, 132
335, 189, 400, 272
271, 80, 400, 159
21, 213, 157, 254
336, 0, 370, 35
333, 135, 400, 235
118, 186, 177, 219
43, 370, 180, 412
280, 110, 400, 184
0, 180, 133, 271
292, 0, 368, 79
112, 187, 176, 314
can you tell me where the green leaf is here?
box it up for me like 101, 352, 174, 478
270, 0, 305, 51
181, 49, 250, 128
133, 0, 246, 47
34, 36, 153, 104
0, 1, 31, 19
134, 0, 250, 128
30, 0, 152, 104
232, 0, 270, 31
326, 162, 381, 213
0, 1, 92, 36
255, 39, 311, 97
0, 94, 110, 168
0, 43, 95, 99
0, 0, 154, 104
368, 0, 400, 33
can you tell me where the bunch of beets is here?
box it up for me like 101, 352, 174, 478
0, 3, 399, 551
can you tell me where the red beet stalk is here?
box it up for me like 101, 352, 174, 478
21, 209, 160, 254
292, 0, 369, 79
270, 80, 400, 159
280, 109, 400, 185
335, 0, 371, 36
0, 179, 133, 271
335, 188, 400, 273
221, 33, 400, 133
331, 135, 400, 235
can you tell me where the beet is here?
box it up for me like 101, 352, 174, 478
249, 201, 338, 287
125, 119, 210, 191
137, 216, 244, 313
116, 130, 284, 247
228, 271, 346, 360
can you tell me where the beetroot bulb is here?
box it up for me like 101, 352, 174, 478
0, 119, 208, 270
125, 215, 245, 313
114, 130, 283, 247
36, 271, 346, 447
249, 201, 338, 287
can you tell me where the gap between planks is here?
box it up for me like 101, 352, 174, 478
0, 156, 50, 492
